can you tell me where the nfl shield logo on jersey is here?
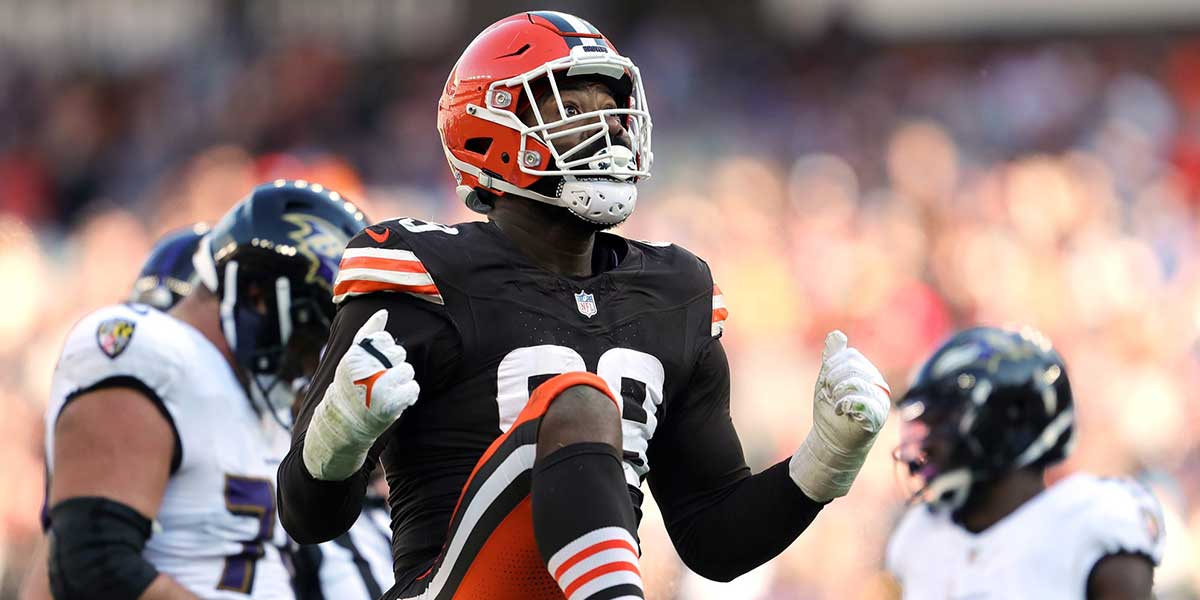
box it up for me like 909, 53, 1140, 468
96, 317, 136, 358
574, 290, 597, 318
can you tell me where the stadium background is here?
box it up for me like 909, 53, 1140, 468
2, 0, 1199, 597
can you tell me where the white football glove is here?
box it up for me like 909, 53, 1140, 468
302, 309, 420, 481
789, 330, 891, 502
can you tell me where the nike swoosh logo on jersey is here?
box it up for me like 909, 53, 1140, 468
365, 227, 390, 244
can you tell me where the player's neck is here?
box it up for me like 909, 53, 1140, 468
489, 198, 598, 277
956, 469, 1046, 534
169, 288, 239, 375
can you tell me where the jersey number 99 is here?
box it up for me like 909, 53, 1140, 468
496, 345, 665, 487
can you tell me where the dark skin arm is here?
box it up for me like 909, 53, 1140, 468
278, 293, 460, 543
1087, 554, 1155, 600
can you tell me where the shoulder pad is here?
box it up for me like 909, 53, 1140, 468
333, 218, 458, 306
342, 217, 462, 253
629, 240, 714, 295
1070, 475, 1166, 566
52, 305, 188, 416
647, 242, 725, 337
630, 240, 727, 338
634, 238, 674, 248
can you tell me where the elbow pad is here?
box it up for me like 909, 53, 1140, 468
48, 497, 159, 600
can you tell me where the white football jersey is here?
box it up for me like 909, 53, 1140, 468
886, 473, 1166, 600
45, 304, 294, 599
311, 500, 395, 599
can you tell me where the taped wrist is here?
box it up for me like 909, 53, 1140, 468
789, 425, 873, 502
302, 378, 377, 481
48, 497, 159, 600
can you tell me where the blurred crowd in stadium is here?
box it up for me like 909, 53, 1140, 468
2, 1, 1200, 598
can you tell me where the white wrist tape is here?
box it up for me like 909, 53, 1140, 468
789, 425, 874, 502
302, 376, 382, 481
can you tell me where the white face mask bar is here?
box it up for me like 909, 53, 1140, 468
920, 467, 974, 511
476, 46, 653, 181
275, 276, 293, 350
219, 260, 239, 350
250, 374, 296, 431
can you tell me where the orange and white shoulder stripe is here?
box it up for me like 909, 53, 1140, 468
711, 284, 728, 337
333, 247, 443, 305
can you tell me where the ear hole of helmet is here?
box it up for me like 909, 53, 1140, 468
464, 137, 493, 155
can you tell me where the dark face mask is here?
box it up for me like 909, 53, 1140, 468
229, 273, 331, 426
894, 398, 973, 504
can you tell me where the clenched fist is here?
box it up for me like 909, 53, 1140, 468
303, 309, 420, 481
789, 330, 891, 502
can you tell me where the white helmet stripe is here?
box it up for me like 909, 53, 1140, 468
558, 13, 603, 46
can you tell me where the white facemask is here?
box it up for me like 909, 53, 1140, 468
250, 374, 296, 430
445, 44, 652, 226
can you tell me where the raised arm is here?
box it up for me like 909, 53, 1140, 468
647, 332, 890, 581
277, 294, 459, 543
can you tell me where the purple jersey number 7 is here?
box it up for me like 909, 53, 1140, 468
218, 475, 277, 594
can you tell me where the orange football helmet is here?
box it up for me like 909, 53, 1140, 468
437, 11, 652, 225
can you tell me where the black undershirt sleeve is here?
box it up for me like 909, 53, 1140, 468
646, 339, 825, 582
278, 294, 460, 544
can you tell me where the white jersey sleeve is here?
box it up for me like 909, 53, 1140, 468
46, 304, 187, 472
315, 502, 395, 600
46, 304, 297, 599
1073, 475, 1166, 571
884, 505, 930, 584
884, 473, 1166, 599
